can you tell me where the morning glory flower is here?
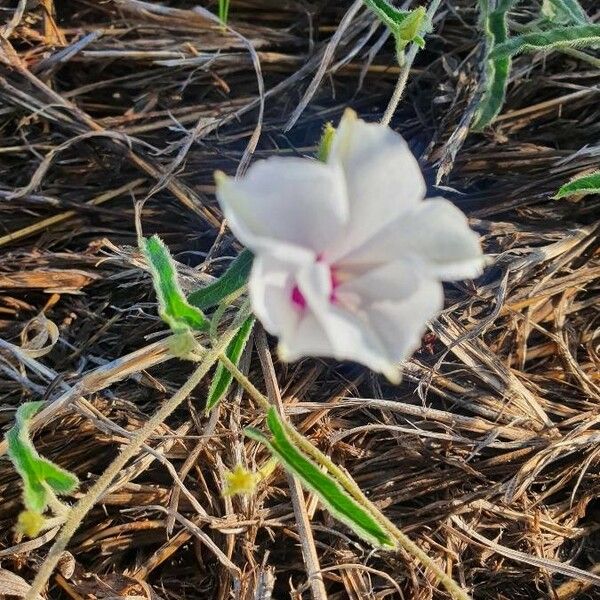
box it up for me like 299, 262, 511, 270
215, 109, 484, 382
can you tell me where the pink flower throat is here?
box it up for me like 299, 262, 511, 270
291, 264, 339, 310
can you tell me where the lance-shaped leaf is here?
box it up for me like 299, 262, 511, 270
246, 408, 395, 549
555, 171, 600, 198
188, 248, 253, 311
143, 235, 209, 332
490, 24, 600, 59
206, 316, 255, 413
542, 0, 589, 25
362, 0, 410, 32
472, 0, 515, 130
6, 402, 79, 513
218, 0, 231, 24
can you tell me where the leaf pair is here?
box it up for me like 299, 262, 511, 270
542, 0, 589, 26
188, 248, 253, 311
6, 402, 78, 513
247, 408, 395, 549
206, 315, 255, 413
143, 236, 254, 411
363, 1, 429, 53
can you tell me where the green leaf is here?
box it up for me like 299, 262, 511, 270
206, 316, 255, 413
362, 2, 428, 52
362, 0, 411, 32
396, 6, 428, 44
6, 402, 79, 513
188, 248, 253, 311
143, 235, 209, 332
246, 408, 395, 549
472, 1, 515, 130
490, 25, 600, 59
555, 171, 600, 198
218, 0, 231, 24
542, 0, 589, 25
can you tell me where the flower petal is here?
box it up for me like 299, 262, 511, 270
277, 313, 336, 364
295, 262, 400, 381
335, 259, 417, 308
338, 198, 484, 281
216, 157, 348, 261
399, 199, 484, 280
324, 109, 426, 261
248, 254, 300, 338
366, 278, 444, 364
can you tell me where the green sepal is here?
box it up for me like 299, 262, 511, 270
363, 2, 429, 52
317, 123, 336, 162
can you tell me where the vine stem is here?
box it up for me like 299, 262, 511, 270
218, 354, 471, 600
381, 0, 444, 127
25, 319, 246, 600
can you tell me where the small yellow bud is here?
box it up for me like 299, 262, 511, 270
16, 510, 46, 538
223, 464, 259, 497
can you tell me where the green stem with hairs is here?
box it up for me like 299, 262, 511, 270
25, 312, 248, 600
381, 0, 444, 126
217, 354, 471, 600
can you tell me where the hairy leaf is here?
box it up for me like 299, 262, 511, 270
143, 235, 209, 332
542, 0, 589, 25
206, 316, 255, 413
188, 249, 253, 311
472, 0, 515, 130
6, 402, 79, 513
246, 408, 395, 548
490, 25, 600, 58
555, 171, 600, 198
362, 2, 428, 51
362, 0, 410, 32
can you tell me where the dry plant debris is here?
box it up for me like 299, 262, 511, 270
0, 1, 599, 599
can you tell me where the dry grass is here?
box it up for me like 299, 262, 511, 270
0, 1, 599, 599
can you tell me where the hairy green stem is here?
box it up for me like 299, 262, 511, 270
25, 319, 246, 600
218, 354, 471, 600
381, 0, 443, 126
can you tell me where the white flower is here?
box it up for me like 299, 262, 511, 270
216, 109, 484, 382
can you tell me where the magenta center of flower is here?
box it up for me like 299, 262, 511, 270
290, 263, 339, 311
290, 285, 307, 310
